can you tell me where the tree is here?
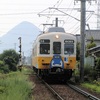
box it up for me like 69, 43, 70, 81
4, 56, 17, 71
86, 36, 96, 57
0, 49, 19, 71
0, 60, 9, 73
0, 49, 19, 64
86, 36, 96, 49
97, 57, 100, 70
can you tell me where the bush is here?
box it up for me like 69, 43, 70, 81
84, 63, 97, 81
97, 58, 100, 69
0, 49, 19, 65
0, 61, 9, 73
4, 57, 17, 71
84, 63, 92, 76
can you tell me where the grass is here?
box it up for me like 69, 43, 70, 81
81, 81, 100, 93
0, 67, 33, 100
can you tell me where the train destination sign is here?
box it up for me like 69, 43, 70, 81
64, 40, 74, 43
40, 39, 50, 43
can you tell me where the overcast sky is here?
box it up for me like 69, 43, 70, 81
0, 0, 98, 36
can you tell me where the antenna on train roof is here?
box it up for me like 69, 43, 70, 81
43, 17, 58, 27
53, 17, 64, 27
55, 17, 58, 27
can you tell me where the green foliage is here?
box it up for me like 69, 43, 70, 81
93, 80, 100, 86
0, 49, 19, 65
86, 36, 96, 49
81, 82, 100, 93
84, 63, 92, 76
97, 57, 100, 69
0, 49, 19, 72
87, 42, 96, 49
90, 36, 94, 43
4, 56, 17, 71
0, 68, 33, 100
84, 63, 97, 80
86, 37, 96, 57
74, 62, 80, 83
0, 61, 9, 73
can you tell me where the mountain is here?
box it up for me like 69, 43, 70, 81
0, 21, 41, 56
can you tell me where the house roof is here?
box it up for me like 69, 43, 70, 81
85, 30, 100, 41
76, 30, 100, 42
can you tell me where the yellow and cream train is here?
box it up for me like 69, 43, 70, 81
32, 26, 76, 80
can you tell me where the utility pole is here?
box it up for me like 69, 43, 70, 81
75, 0, 97, 82
80, 0, 86, 82
74, 0, 86, 82
18, 37, 22, 65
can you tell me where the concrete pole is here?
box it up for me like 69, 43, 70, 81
80, 0, 86, 82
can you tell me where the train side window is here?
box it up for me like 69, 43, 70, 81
64, 44, 74, 54
53, 42, 61, 54
40, 44, 50, 54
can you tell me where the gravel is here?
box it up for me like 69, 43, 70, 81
29, 74, 56, 100
29, 73, 100, 100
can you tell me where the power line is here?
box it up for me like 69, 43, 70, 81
38, 0, 64, 31
0, 12, 38, 16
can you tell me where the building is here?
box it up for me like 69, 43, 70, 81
85, 30, 100, 46
76, 30, 100, 56
76, 30, 100, 46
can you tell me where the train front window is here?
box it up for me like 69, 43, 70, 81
53, 42, 61, 54
64, 44, 74, 54
40, 44, 50, 54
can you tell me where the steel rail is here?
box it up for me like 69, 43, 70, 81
36, 75, 64, 100
67, 83, 100, 100
42, 79, 64, 100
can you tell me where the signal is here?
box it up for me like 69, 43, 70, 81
18, 37, 22, 62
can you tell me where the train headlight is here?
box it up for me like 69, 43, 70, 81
55, 35, 59, 39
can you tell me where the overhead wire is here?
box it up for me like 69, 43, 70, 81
62, 0, 80, 33
70, 2, 97, 34
42, 0, 64, 31
62, 0, 75, 27
0, 12, 38, 16
46, 0, 63, 22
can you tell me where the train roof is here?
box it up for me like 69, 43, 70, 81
32, 27, 76, 47
47, 27, 65, 33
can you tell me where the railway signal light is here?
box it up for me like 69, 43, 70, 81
19, 45, 21, 52
19, 54, 21, 61
18, 37, 22, 62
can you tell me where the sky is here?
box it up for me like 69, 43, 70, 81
0, 0, 98, 37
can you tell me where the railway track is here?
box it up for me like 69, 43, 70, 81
37, 75, 64, 100
67, 83, 100, 100
37, 75, 100, 100
37, 75, 86, 100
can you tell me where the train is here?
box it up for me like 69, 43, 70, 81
32, 19, 76, 81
